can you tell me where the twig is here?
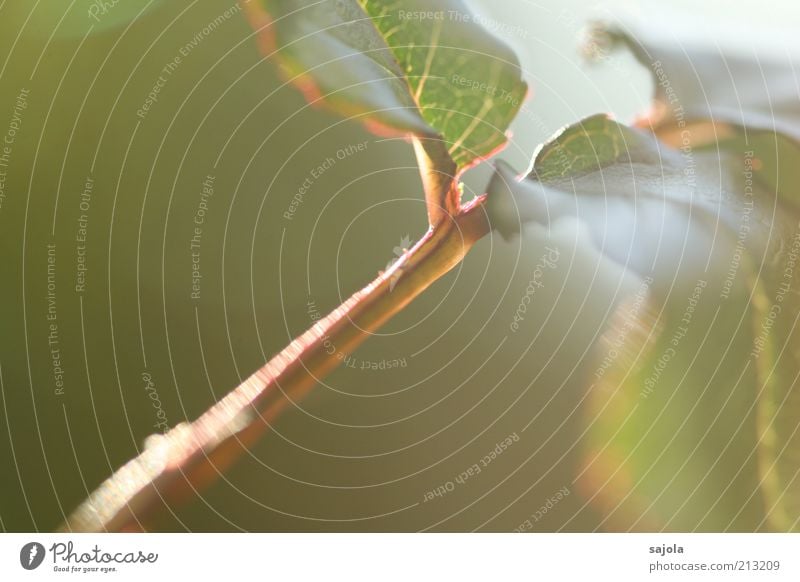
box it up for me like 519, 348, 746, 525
61, 191, 490, 532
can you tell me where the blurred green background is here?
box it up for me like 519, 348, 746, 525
0, 0, 791, 531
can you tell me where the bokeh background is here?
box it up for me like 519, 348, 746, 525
0, 0, 796, 531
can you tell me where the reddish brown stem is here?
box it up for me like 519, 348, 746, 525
61, 196, 491, 532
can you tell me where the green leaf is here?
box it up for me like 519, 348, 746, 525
529, 113, 664, 182
253, 0, 432, 136
592, 22, 800, 216
357, 0, 528, 168
488, 114, 800, 530
587, 27, 800, 530
251, 0, 527, 169
487, 114, 760, 277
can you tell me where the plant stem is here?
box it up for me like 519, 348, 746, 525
61, 195, 491, 532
